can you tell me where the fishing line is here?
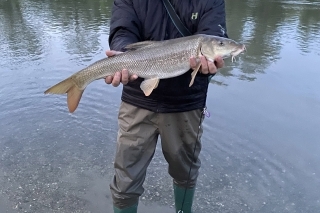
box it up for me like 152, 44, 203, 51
178, 107, 209, 213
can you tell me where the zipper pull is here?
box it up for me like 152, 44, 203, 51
203, 107, 210, 118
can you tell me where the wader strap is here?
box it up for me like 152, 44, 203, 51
162, 0, 192, 37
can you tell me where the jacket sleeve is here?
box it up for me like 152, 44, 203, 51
196, 0, 228, 38
108, 0, 142, 51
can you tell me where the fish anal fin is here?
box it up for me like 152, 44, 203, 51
154, 79, 159, 89
67, 85, 84, 113
189, 62, 201, 87
140, 78, 160, 96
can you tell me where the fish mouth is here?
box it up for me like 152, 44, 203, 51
231, 44, 246, 62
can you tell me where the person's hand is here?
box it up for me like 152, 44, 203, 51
189, 55, 224, 75
104, 50, 138, 87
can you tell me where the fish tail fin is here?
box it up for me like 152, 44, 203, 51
44, 77, 84, 113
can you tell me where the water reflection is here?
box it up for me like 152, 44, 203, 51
0, 0, 112, 67
43, 0, 112, 61
295, 5, 320, 55
0, 0, 46, 66
211, 0, 320, 83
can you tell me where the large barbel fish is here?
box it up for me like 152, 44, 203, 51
44, 34, 246, 113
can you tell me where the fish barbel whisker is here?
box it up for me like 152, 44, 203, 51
231, 44, 246, 63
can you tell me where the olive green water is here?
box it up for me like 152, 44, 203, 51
0, 0, 319, 212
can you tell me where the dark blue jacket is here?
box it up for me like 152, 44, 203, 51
109, 0, 228, 113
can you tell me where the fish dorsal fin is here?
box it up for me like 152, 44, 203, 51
125, 41, 160, 51
140, 77, 160, 96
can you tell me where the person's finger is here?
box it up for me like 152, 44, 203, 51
200, 56, 209, 74
105, 50, 123, 57
106, 50, 116, 57
121, 69, 129, 85
189, 57, 197, 70
214, 56, 224, 69
105, 76, 113, 84
112, 72, 121, 87
129, 74, 138, 81
208, 61, 217, 74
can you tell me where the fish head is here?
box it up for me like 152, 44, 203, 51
201, 35, 246, 62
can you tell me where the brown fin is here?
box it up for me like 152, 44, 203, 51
44, 77, 84, 113
140, 78, 160, 96
67, 85, 84, 113
44, 77, 75, 94
189, 62, 201, 87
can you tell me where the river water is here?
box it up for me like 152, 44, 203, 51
0, 0, 319, 212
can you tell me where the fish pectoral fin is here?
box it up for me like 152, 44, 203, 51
189, 62, 201, 87
140, 77, 160, 96
125, 41, 160, 51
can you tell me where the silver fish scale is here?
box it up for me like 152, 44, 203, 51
71, 35, 203, 89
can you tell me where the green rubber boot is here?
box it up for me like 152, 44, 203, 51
174, 184, 195, 213
113, 203, 138, 213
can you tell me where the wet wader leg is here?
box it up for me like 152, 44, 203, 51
110, 102, 159, 211
158, 109, 204, 213
113, 203, 138, 213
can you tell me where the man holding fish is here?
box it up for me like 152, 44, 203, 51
106, 0, 227, 213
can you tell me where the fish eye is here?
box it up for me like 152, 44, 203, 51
219, 41, 224, 46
